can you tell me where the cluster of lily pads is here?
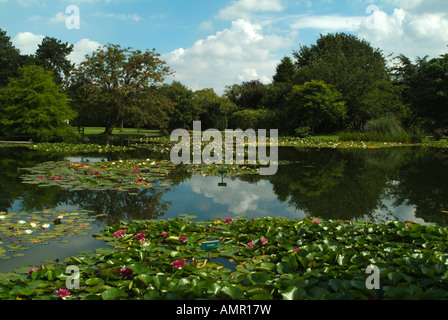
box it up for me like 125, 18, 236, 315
2, 216, 448, 300
26, 143, 133, 154
20, 159, 175, 191
0, 210, 95, 260
20, 159, 263, 192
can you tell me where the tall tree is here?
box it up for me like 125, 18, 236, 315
0, 28, 22, 87
194, 88, 237, 130
160, 81, 202, 130
0, 65, 78, 141
273, 56, 296, 85
35, 37, 74, 85
68, 44, 173, 134
286, 80, 346, 134
394, 52, 448, 136
293, 33, 395, 130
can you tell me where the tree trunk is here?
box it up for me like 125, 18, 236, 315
104, 125, 114, 135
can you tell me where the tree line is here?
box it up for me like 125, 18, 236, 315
0, 27, 447, 141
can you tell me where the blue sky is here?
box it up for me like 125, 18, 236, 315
1, 0, 448, 95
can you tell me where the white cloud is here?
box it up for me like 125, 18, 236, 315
217, 0, 284, 20
163, 19, 292, 94
185, 175, 304, 218
49, 12, 69, 24
12, 32, 44, 55
358, 7, 448, 59
289, 14, 364, 32
68, 38, 102, 65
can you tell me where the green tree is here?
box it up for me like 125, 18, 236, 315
224, 80, 268, 110
0, 65, 78, 141
68, 44, 173, 134
293, 33, 395, 130
160, 81, 202, 130
286, 80, 346, 134
394, 52, 448, 136
273, 56, 296, 86
194, 88, 237, 130
0, 28, 23, 87
35, 37, 74, 85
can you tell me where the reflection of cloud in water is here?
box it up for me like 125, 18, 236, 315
362, 198, 434, 226
185, 175, 304, 219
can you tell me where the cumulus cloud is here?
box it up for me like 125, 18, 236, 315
358, 6, 448, 59
163, 19, 292, 94
68, 38, 102, 65
12, 32, 44, 55
217, 0, 284, 20
289, 14, 364, 32
186, 175, 304, 218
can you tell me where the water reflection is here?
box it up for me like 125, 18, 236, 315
1, 145, 448, 227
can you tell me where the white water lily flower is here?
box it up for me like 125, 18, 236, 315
42, 224, 50, 229
30, 222, 37, 228
24, 230, 32, 235
18, 220, 26, 224
0, 215, 5, 220
57, 216, 63, 220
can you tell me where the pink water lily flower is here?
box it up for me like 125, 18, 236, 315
28, 267, 39, 275
179, 235, 187, 243
224, 218, 233, 223
56, 289, 70, 300
313, 219, 320, 223
162, 231, 168, 238
113, 230, 126, 238
247, 242, 254, 248
172, 260, 186, 270
135, 233, 146, 241
260, 237, 268, 245
120, 267, 133, 278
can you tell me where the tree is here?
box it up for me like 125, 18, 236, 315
273, 56, 296, 86
293, 33, 394, 130
0, 65, 78, 141
0, 28, 22, 87
160, 81, 202, 131
286, 80, 346, 134
394, 52, 448, 136
224, 80, 268, 109
35, 37, 74, 85
68, 44, 173, 134
194, 88, 237, 130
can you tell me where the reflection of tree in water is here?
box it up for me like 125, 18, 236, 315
243, 147, 415, 222
0, 147, 66, 212
3, 145, 448, 226
69, 187, 173, 225
390, 148, 448, 225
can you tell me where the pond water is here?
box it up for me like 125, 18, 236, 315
1, 141, 448, 272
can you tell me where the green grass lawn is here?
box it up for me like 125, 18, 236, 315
83, 127, 161, 137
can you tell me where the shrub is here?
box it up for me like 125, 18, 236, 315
339, 117, 426, 143
363, 117, 404, 136
294, 127, 311, 138
229, 109, 276, 130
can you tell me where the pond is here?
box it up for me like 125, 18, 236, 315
1, 141, 448, 273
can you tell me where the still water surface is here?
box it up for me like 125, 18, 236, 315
1, 143, 447, 272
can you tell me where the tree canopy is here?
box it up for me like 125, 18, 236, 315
293, 33, 396, 130
0, 65, 78, 142
67, 44, 173, 134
